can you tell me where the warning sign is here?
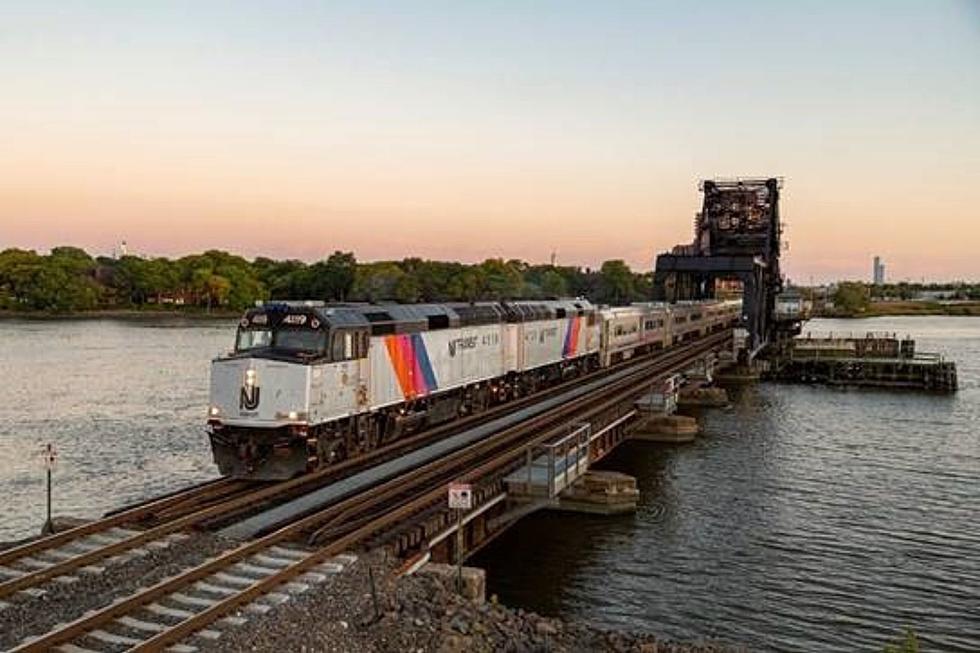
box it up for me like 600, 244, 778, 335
448, 482, 473, 510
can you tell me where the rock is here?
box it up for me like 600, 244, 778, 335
535, 621, 558, 636
450, 614, 470, 635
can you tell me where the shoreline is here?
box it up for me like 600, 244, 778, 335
815, 310, 980, 319
0, 308, 240, 322
815, 300, 980, 319
3, 306, 979, 322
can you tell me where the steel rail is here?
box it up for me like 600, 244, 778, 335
0, 478, 238, 568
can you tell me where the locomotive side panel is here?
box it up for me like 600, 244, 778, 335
309, 359, 363, 424
367, 324, 506, 408
423, 324, 506, 392
518, 319, 565, 371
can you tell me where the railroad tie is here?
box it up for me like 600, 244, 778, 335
0, 565, 24, 578
250, 553, 295, 568
164, 645, 198, 653
169, 592, 220, 608
193, 580, 238, 596
86, 628, 143, 646
233, 561, 280, 576
268, 545, 308, 560
54, 644, 102, 653
193, 629, 223, 641
211, 571, 256, 586
15, 557, 54, 571
116, 615, 167, 633
219, 615, 249, 627
146, 602, 196, 620
39, 548, 80, 561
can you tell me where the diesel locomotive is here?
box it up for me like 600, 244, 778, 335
207, 299, 740, 479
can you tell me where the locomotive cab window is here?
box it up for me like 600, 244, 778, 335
330, 330, 367, 361
331, 333, 345, 361
427, 315, 450, 330
275, 329, 326, 355
236, 328, 272, 351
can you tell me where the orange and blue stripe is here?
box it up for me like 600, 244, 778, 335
562, 316, 581, 358
385, 334, 438, 399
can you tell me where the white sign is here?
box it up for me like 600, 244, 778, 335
41, 443, 58, 471
448, 482, 473, 510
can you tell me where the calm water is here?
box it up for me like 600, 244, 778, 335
0, 317, 977, 651
0, 318, 233, 540
474, 317, 980, 652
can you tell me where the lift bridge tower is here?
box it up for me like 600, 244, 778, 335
653, 177, 798, 360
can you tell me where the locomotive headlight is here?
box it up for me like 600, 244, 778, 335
245, 369, 257, 387
209, 405, 221, 417
288, 410, 298, 420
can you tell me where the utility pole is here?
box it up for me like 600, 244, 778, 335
41, 443, 57, 535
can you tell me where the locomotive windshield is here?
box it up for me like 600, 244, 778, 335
236, 329, 272, 351
273, 329, 327, 353
234, 326, 327, 357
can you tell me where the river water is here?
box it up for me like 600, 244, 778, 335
0, 316, 977, 651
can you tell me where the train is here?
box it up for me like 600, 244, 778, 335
207, 298, 741, 479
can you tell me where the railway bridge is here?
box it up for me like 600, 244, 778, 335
3, 330, 736, 653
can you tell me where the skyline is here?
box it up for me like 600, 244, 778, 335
2, 1, 978, 283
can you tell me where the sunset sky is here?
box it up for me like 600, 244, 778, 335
1, 1, 977, 282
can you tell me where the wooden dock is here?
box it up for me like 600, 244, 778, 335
767, 333, 957, 392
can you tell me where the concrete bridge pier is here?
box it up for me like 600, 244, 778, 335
550, 471, 639, 515
675, 354, 729, 408
628, 375, 700, 443
714, 359, 764, 385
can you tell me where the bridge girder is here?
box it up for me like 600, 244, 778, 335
653, 178, 785, 358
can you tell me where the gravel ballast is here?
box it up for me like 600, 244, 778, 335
0, 531, 236, 650
198, 551, 746, 653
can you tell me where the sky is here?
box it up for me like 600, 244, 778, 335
1, 1, 978, 283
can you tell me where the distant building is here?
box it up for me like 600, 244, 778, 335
873, 256, 885, 285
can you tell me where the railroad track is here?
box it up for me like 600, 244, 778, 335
0, 342, 662, 605
0, 479, 249, 601
8, 331, 730, 653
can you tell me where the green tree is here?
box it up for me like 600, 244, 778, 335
353, 262, 407, 301
479, 258, 524, 299
833, 281, 871, 314
598, 259, 635, 305
301, 251, 357, 301
539, 269, 567, 297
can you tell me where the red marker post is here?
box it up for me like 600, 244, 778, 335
41, 443, 57, 535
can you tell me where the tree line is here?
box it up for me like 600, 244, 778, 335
816, 281, 980, 316
0, 247, 653, 313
